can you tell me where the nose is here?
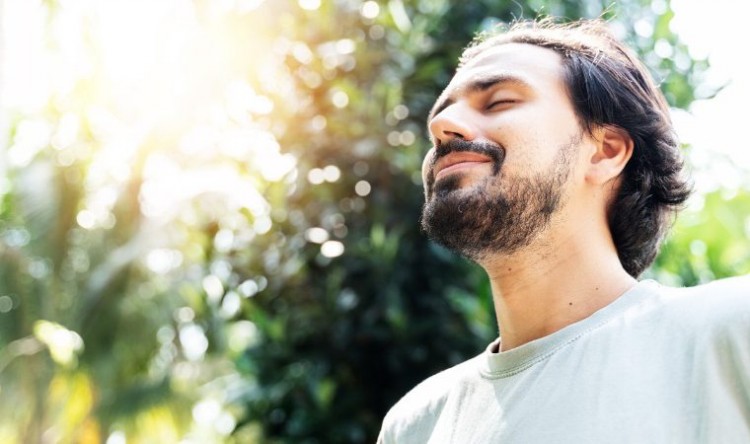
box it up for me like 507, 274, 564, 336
428, 103, 477, 145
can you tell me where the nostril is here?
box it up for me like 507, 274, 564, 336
437, 130, 465, 145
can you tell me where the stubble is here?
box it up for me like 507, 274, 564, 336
420, 134, 580, 262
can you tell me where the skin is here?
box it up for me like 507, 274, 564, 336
423, 43, 637, 351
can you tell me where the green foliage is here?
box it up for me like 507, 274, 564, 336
650, 189, 750, 286
0, 0, 745, 443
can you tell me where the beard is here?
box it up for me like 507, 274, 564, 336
421, 135, 579, 262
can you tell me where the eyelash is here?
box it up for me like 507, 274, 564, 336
486, 100, 516, 110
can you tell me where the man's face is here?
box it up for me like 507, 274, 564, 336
421, 43, 587, 261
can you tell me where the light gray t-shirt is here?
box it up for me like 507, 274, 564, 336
379, 277, 750, 443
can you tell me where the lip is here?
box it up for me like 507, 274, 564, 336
433, 152, 493, 180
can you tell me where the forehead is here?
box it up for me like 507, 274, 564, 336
460, 42, 563, 80
431, 43, 567, 118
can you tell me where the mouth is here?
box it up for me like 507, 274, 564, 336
425, 139, 505, 198
433, 152, 493, 181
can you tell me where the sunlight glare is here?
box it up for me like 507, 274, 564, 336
361, 1, 380, 19
671, 0, 750, 187
321, 240, 345, 258
298, 0, 322, 11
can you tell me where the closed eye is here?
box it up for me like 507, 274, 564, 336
486, 99, 517, 110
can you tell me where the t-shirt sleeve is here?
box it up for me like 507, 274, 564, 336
376, 355, 482, 442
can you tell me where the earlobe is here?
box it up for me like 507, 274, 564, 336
586, 126, 634, 185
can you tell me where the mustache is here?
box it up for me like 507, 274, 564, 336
427, 138, 506, 192
433, 138, 505, 164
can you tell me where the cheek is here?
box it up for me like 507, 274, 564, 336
422, 148, 436, 182
421, 148, 437, 199
500, 129, 538, 169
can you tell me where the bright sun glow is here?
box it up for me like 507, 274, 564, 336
1, 0, 293, 229
670, 0, 750, 192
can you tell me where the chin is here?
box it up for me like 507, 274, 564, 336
432, 174, 464, 199
432, 171, 495, 200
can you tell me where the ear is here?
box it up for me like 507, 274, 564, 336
585, 125, 634, 185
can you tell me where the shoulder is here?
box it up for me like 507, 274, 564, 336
662, 275, 750, 309
378, 353, 483, 443
657, 275, 750, 332
695, 274, 750, 296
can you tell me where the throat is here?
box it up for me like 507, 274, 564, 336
488, 255, 636, 351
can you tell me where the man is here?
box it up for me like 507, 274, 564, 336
378, 19, 750, 443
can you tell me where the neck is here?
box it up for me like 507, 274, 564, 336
480, 230, 636, 351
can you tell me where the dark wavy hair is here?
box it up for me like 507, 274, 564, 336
457, 19, 691, 277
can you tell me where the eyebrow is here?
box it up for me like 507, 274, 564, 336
427, 73, 533, 122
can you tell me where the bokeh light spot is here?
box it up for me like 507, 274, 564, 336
307, 168, 325, 184
361, 1, 380, 19
305, 227, 330, 244
393, 104, 409, 120
76, 210, 96, 230
297, 0, 321, 11
311, 115, 327, 131
690, 240, 707, 257
387, 131, 401, 146
353, 161, 369, 177
0, 296, 14, 313
354, 180, 371, 196
654, 38, 673, 59
331, 90, 349, 108
106, 431, 127, 444
321, 240, 345, 258
175, 307, 195, 323
239, 280, 260, 298
146, 249, 183, 275
323, 165, 341, 182
292, 42, 314, 64
227, 320, 260, 352
202, 275, 225, 302
335, 39, 356, 54
254, 216, 273, 234
369, 25, 385, 40
399, 130, 416, 146
180, 324, 209, 361
220, 291, 242, 318
634, 19, 653, 37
